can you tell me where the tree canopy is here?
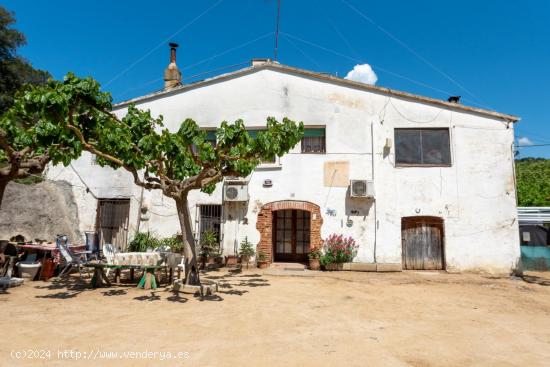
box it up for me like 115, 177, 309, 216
515, 158, 550, 207
3, 73, 304, 284
0, 6, 53, 203
0, 6, 50, 114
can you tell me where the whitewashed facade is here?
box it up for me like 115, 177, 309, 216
46, 61, 521, 273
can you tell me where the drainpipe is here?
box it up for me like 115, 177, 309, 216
371, 122, 378, 264
136, 186, 144, 233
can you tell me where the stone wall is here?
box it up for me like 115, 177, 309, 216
0, 181, 82, 243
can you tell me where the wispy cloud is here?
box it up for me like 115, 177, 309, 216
518, 137, 534, 146
345, 64, 378, 85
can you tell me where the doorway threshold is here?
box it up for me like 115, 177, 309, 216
270, 262, 306, 271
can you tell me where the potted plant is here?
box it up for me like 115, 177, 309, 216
225, 253, 239, 267
321, 234, 358, 271
159, 236, 183, 253
129, 232, 160, 252
256, 250, 269, 269
200, 231, 219, 268
239, 237, 255, 269
308, 246, 322, 270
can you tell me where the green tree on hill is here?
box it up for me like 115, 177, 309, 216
515, 158, 550, 206
0, 6, 50, 114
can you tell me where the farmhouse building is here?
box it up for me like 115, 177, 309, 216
45, 50, 521, 273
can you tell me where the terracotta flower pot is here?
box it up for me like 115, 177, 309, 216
257, 260, 269, 269
309, 258, 320, 270
225, 255, 239, 267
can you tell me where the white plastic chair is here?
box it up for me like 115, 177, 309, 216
102, 243, 119, 277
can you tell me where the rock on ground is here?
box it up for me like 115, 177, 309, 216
0, 180, 81, 242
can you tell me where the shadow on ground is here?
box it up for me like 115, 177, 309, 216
34, 276, 91, 299
522, 274, 550, 286
27, 267, 270, 302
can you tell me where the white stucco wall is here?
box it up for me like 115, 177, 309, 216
45, 66, 520, 273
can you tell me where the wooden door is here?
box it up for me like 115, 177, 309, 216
273, 209, 310, 262
402, 217, 444, 270
96, 199, 130, 252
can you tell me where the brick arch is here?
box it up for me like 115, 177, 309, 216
256, 200, 323, 263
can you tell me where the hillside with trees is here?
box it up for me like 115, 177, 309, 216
515, 158, 550, 206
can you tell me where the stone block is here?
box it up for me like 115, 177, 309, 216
350, 262, 377, 272
376, 263, 402, 272
172, 279, 218, 296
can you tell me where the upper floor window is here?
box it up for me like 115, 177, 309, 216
301, 128, 326, 153
247, 129, 277, 164
191, 130, 216, 154
395, 128, 451, 166
204, 130, 217, 147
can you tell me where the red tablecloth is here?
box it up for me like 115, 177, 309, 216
16, 243, 86, 264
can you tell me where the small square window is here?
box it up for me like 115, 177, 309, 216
301, 128, 326, 153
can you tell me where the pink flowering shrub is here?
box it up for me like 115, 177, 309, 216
320, 234, 358, 265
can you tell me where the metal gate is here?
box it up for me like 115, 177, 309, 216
401, 216, 445, 270
96, 199, 130, 252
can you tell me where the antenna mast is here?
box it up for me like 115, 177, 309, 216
274, 0, 281, 61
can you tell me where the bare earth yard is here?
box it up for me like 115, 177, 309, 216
2, 269, 550, 367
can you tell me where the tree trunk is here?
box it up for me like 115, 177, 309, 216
175, 197, 200, 286
0, 179, 7, 210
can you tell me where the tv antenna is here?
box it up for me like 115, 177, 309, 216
274, 0, 281, 61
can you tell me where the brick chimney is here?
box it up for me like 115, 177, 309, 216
164, 43, 182, 89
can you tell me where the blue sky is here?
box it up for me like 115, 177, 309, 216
4, 0, 550, 157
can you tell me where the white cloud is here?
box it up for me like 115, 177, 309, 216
518, 137, 534, 146
344, 64, 378, 85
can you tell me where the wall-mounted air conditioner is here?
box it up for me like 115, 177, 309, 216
223, 183, 249, 202
349, 180, 375, 198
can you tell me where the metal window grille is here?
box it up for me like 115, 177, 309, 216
199, 205, 222, 243
301, 136, 326, 153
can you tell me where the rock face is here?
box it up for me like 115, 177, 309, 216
0, 181, 81, 243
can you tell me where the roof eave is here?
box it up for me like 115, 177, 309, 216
113, 62, 520, 122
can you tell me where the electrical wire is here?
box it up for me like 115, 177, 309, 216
516, 143, 550, 148
180, 32, 274, 73
283, 36, 323, 70
104, 0, 225, 87
388, 98, 445, 124
281, 32, 468, 102
340, 0, 483, 106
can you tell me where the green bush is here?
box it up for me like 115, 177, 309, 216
200, 230, 219, 258
238, 237, 255, 258
159, 236, 184, 252
128, 232, 160, 252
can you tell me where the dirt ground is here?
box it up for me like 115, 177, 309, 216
2, 268, 550, 367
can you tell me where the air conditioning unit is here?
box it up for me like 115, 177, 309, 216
350, 180, 375, 198
223, 183, 249, 202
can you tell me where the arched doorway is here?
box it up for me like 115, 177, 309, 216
401, 216, 445, 270
273, 209, 310, 262
256, 200, 322, 264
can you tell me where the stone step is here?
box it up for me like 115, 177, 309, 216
270, 262, 306, 271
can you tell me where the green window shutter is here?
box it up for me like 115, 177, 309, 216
247, 130, 266, 139
205, 130, 216, 141
304, 128, 325, 137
